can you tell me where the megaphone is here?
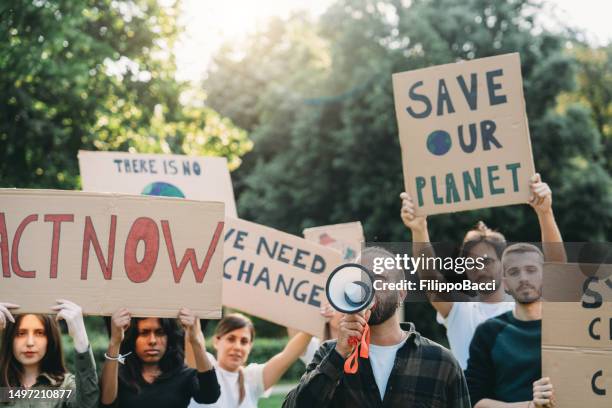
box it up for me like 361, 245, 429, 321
325, 263, 376, 374
325, 263, 376, 314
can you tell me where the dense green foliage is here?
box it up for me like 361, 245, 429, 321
0, 0, 250, 190
206, 0, 611, 244
204, 0, 611, 341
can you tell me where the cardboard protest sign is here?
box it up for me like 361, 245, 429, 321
303, 221, 364, 261
224, 217, 343, 338
0, 189, 224, 318
78, 150, 237, 217
542, 263, 612, 407
542, 349, 611, 407
392, 53, 535, 215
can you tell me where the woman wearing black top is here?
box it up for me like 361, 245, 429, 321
100, 307, 220, 408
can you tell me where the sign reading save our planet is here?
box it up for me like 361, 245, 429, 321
392, 53, 535, 215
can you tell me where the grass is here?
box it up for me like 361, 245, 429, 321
258, 394, 286, 408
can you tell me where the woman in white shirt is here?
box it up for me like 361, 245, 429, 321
190, 313, 312, 408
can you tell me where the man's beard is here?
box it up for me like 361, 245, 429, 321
368, 293, 398, 325
512, 283, 542, 304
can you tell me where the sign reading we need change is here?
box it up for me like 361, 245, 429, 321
392, 53, 535, 215
224, 218, 343, 338
0, 189, 224, 318
78, 150, 237, 217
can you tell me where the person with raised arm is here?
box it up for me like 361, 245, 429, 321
190, 313, 313, 408
100, 308, 220, 407
400, 173, 566, 369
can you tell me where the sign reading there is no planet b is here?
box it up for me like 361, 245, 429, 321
392, 53, 535, 216
78, 150, 238, 217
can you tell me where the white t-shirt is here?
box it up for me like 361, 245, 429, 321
300, 337, 321, 366
436, 301, 514, 369
189, 353, 271, 408
368, 337, 409, 400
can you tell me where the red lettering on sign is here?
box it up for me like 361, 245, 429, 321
44, 214, 74, 278
162, 220, 224, 283
124, 217, 160, 283
0, 213, 9, 277
81, 215, 117, 280
11, 214, 38, 278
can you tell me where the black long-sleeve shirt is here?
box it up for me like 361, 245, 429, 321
282, 323, 471, 408
465, 311, 541, 405
101, 367, 220, 408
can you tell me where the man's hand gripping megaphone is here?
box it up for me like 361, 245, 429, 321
325, 264, 377, 374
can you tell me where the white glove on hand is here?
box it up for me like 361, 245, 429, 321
52, 299, 89, 353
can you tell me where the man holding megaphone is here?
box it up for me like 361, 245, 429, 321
283, 247, 471, 408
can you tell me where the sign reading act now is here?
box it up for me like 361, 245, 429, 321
392, 53, 535, 215
0, 189, 224, 318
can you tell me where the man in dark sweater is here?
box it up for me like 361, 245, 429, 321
465, 243, 556, 408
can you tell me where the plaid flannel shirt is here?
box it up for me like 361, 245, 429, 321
283, 323, 471, 408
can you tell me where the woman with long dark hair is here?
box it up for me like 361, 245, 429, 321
189, 313, 312, 408
0, 300, 98, 407
100, 307, 220, 408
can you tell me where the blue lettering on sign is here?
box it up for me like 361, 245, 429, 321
112, 158, 203, 176
413, 162, 522, 207
405, 69, 508, 119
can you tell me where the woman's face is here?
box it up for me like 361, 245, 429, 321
214, 327, 252, 372
12, 314, 47, 369
134, 318, 168, 365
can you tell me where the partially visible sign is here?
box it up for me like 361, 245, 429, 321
78, 150, 237, 217
0, 189, 224, 317
392, 53, 535, 215
303, 222, 364, 261
223, 218, 343, 338
542, 263, 612, 407
542, 349, 611, 406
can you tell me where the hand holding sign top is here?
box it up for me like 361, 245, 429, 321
178, 307, 204, 346
51, 299, 90, 353
0, 302, 19, 330
400, 192, 427, 233
529, 173, 553, 215
110, 308, 131, 347
178, 307, 213, 373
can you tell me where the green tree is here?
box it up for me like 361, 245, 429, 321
207, 0, 611, 243
0, 0, 250, 190
205, 0, 612, 341
557, 45, 611, 173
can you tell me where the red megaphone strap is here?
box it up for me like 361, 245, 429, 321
343, 323, 370, 374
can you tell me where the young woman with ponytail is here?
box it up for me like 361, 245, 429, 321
189, 313, 312, 408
